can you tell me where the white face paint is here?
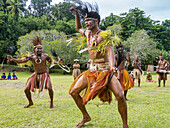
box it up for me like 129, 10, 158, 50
36, 45, 43, 55
85, 19, 96, 30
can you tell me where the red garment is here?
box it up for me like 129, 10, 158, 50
27, 72, 50, 92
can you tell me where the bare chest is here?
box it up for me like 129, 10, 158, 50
159, 61, 166, 67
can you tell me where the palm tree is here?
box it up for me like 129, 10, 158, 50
7, 0, 24, 20
0, 0, 10, 13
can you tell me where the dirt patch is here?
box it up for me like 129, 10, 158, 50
0, 81, 25, 88
151, 92, 165, 94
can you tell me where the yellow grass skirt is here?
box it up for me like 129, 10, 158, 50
69, 70, 112, 105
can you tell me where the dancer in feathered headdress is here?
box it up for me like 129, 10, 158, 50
30, 36, 43, 64
115, 41, 134, 100
69, 1, 129, 128
7, 36, 62, 109
132, 55, 142, 87
156, 52, 169, 87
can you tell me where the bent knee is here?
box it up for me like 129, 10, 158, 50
48, 88, 53, 92
24, 88, 30, 92
115, 92, 125, 102
47, 85, 53, 90
70, 89, 78, 97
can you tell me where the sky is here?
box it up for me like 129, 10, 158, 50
27, 0, 170, 22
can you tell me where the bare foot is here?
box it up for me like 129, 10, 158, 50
50, 103, 53, 109
157, 86, 160, 87
123, 124, 129, 128
24, 102, 33, 108
125, 98, 129, 101
76, 116, 91, 128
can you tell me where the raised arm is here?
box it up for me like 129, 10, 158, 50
126, 53, 131, 63
7, 55, 29, 64
132, 61, 135, 67
165, 60, 169, 70
138, 62, 141, 67
47, 55, 63, 65
70, 7, 86, 36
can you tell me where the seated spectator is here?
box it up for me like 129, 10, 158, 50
7, 73, 11, 80
1, 73, 7, 80
146, 72, 155, 83
13, 72, 18, 80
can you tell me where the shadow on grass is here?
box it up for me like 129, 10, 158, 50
82, 123, 94, 127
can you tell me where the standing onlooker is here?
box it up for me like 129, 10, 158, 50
72, 59, 81, 79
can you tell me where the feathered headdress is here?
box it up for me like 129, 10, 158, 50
30, 36, 42, 47
134, 54, 139, 60
71, 0, 100, 23
159, 52, 162, 56
116, 40, 123, 49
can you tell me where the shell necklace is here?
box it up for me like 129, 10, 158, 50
89, 29, 101, 47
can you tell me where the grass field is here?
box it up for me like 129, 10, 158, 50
0, 72, 169, 128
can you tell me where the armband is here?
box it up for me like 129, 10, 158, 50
26, 57, 29, 60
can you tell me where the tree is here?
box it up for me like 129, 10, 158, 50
0, 0, 10, 13
120, 8, 153, 40
54, 18, 76, 35
107, 24, 122, 36
7, 0, 25, 20
0, 11, 14, 62
123, 30, 159, 67
50, 2, 74, 21
30, 0, 52, 17
16, 29, 83, 67
99, 13, 120, 30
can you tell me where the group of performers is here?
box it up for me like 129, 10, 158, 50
5, 1, 169, 128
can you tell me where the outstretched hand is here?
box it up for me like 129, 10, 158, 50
53, 57, 64, 65
7, 55, 13, 63
110, 67, 117, 73
58, 57, 64, 64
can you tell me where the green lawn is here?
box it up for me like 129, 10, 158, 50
0, 72, 169, 128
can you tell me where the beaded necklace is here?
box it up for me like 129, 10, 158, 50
88, 29, 101, 47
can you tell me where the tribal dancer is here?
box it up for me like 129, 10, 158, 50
156, 53, 169, 87
72, 59, 81, 79
69, 1, 128, 128
132, 55, 142, 87
7, 37, 62, 108
115, 43, 134, 100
